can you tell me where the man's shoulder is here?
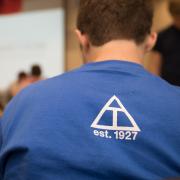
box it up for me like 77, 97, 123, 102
14, 69, 84, 101
9, 66, 180, 110
152, 74, 180, 91
1, 69, 83, 126
155, 78, 180, 105
142, 72, 180, 99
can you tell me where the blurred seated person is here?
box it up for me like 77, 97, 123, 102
0, 91, 3, 117
29, 64, 43, 83
0, 102, 3, 117
10, 71, 31, 97
152, 0, 180, 86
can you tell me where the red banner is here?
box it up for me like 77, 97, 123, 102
0, 0, 22, 14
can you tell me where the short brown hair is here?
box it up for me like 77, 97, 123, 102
77, 0, 154, 46
169, 0, 180, 16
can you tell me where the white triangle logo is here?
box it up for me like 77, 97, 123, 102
91, 95, 141, 132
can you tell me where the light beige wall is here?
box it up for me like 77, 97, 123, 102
153, 0, 172, 31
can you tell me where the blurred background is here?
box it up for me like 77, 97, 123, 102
0, 0, 178, 116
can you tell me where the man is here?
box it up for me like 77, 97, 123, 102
0, 102, 3, 118
9, 71, 31, 98
29, 64, 43, 83
0, 0, 180, 179
0, 92, 4, 117
153, 0, 180, 86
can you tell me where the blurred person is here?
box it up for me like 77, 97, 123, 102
0, 92, 3, 118
0, 102, 3, 117
0, 90, 3, 106
152, 0, 180, 86
29, 64, 43, 83
0, 1, 180, 180
0, 91, 7, 110
9, 71, 31, 98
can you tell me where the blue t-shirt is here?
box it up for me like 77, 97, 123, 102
0, 60, 180, 180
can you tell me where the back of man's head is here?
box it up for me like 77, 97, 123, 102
77, 0, 154, 46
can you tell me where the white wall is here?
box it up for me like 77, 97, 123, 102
0, 8, 65, 90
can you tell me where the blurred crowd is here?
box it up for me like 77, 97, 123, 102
0, 64, 43, 117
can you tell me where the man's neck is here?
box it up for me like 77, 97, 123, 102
86, 40, 145, 65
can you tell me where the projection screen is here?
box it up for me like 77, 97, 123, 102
0, 8, 64, 90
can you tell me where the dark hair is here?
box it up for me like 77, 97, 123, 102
77, 0, 154, 45
31, 65, 42, 77
169, 0, 180, 16
18, 71, 27, 82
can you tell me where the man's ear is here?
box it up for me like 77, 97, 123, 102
144, 32, 157, 52
75, 29, 90, 51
